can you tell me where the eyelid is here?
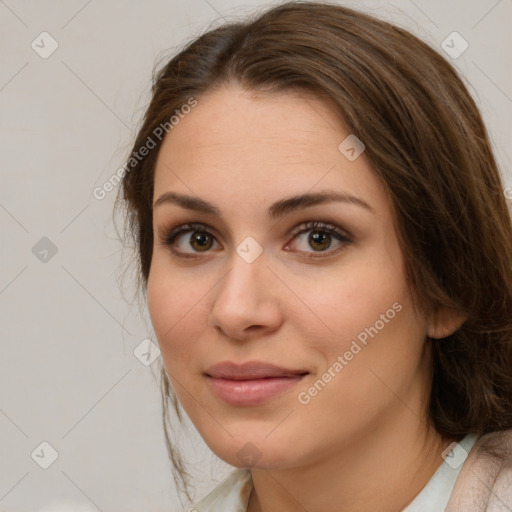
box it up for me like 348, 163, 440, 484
160, 222, 215, 243
288, 220, 351, 240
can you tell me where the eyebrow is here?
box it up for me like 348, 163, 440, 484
152, 190, 375, 218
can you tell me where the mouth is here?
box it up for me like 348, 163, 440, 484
204, 361, 309, 406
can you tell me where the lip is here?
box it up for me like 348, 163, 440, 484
205, 361, 309, 406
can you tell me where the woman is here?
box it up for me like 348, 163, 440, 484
116, 2, 512, 510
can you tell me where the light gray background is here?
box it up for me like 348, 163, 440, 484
1, 1, 511, 511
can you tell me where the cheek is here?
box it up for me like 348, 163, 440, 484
303, 254, 408, 349
307, 283, 427, 414
146, 259, 209, 367
303, 245, 424, 390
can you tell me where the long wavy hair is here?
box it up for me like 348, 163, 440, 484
114, 1, 512, 501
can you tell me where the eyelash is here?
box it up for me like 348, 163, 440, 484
157, 220, 352, 260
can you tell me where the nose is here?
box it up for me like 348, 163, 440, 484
207, 247, 283, 341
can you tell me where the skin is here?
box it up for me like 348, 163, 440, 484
147, 84, 465, 512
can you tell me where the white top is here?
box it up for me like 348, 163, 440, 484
193, 434, 478, 512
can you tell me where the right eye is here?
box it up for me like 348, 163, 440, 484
157, 222, 222, 258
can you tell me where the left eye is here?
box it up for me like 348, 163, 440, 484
286, 220, 352, 256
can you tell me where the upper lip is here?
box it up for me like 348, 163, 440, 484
205, 361, 309, 380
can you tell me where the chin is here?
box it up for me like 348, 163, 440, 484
204, 433, 299, 470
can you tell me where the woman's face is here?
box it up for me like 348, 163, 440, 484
147, 84, 434, 469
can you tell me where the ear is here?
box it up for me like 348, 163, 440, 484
427, 306, 468, 340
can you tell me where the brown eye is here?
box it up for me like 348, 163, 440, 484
308, 231, 332, 251
189, 232, 214, 252
159, 222, 221, 257
287, 220, 351, 257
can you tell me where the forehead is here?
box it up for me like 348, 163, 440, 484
152, 85, 386, 217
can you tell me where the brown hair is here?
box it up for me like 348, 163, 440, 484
115, 0, 512, 500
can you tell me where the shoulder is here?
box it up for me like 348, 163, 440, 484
445, 429, 512, 511
192, 468, 252, 512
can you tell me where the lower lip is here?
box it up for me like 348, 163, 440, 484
207, 375, 307, 406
